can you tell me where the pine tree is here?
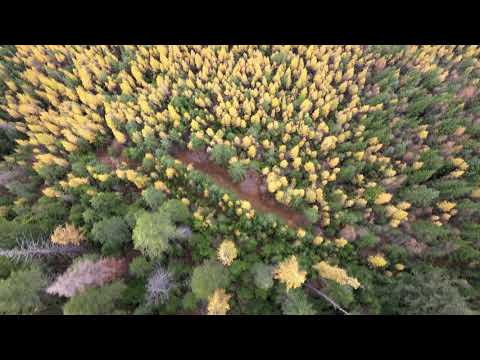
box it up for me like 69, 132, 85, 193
281, 289, 316, 315
0, 266, 47, 314
191, 260, 229, 300
63, 280, 127, 315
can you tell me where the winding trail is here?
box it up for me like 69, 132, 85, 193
173, 149, 309, 228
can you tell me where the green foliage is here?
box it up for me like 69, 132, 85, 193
119, 278, 147, 310
188, 233, 215, 262
124, 203, 144, 229
63, 280, 127, 315
159, 199, 190, 223
90, 192, 126, 216
356, 232, 380, 249
0, 257, 16, 279
399, 185, 439, 207
69, 204, 86, 227
0, 218, 45, 249
91, 217, 131, 255
281, 289, 316, 315
0, 266, 47, 314
36, 164, 68, 183
303, 207, 319, 224
324, 282, 354, 308
0, 127, 17, 159
381, 268, 474, 315
411, 220, 451, 244
3, 45, 480, 315
132, 210, 176, 259
191, 260, 230, 300
129, 256, 153, 278
228, 161, 247, 183
364, 185, 385, 204
460, 223, 480, 243
142, 187, 166, 210
337, 164, 357, 183
211, 144, 236, 167
457, 199, 480, 217
12, 197, 68, 236
433, 179, 475, 199
251, 262, 274, 290
181, 292, 198, 312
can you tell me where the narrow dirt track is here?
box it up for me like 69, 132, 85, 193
173, 149, 309, 228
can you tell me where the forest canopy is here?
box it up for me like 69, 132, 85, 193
0, 45, 479, 315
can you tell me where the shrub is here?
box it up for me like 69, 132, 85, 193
303, 207, 319, 224
228, 162, 247, 183
211, 144, 236, 166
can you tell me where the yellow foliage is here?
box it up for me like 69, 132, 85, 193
395, 263, 405, 271
166, 167, 176, 179
374, 192, 392, 205
437, 201, 456, 212
335, 238, 348, 248
471, 188, 480, 199
217, 240, 238, 266
304, 161, 315, 173
273, 255, 307, 291
207, 288, 231, 315
50, 224, 85, 246
313, 236, 324, 246
320, 136, 337, 152
42, 187, 61, 198
418, 129, 429, 139
368, 254, 388, 268
313, 261, 360, 289
412, 161, 423, 170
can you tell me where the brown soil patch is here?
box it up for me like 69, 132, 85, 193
173, 149, 309, 228
457, 86, 476, 101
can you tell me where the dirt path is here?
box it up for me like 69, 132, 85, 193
173, 149, 309, 228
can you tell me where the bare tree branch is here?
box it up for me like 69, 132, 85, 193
146, 265, 175, 305
0, 233, 84, 263
305, 283, 350, 315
